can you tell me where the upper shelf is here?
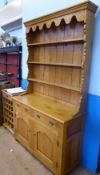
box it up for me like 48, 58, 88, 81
28, 78, 81, 92
28, 38, 85, 47
27, 61, 82, 68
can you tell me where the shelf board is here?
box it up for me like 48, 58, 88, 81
0, 72, 13, 76
0, 63, 18, 66
28, 38, 85, 47
28, 78, 80, 92
27, 61, 82, 68
0, 46, 22, 54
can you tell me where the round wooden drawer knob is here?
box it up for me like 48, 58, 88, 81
49, 121, 54, 126
36, 115, 40, 119
25, 108, 28, 112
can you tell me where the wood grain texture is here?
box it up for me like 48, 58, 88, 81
13, 2, 97, 175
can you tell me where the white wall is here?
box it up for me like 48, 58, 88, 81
22, 24, 28, 79
0, 0, 23, 79
0, 0, 4, 8
9, 27, 22, 37
22, 0, 100, 96
89, 9, 100, 95
23, 0, 85, 22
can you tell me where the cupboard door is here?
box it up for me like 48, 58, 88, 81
15, 111, 31, 148
33, 123, 58, 173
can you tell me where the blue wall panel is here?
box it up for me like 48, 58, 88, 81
81, 94, 100, 173
21, 79, 28, 90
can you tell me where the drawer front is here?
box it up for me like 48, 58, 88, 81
34, 111, 58, 131
14, 101, 59, 132
14, 101, 34, 117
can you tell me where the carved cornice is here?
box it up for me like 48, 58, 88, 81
25, 1, 97, 33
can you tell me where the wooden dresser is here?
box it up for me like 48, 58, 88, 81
13, 1, 97, 175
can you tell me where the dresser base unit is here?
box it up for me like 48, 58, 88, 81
13, 94, 85, 175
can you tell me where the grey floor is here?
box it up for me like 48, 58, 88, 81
0, 127, 98, 175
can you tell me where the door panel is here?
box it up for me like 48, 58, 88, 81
37, 131, 53, 161
17, 118, 29, 140
15, 111, 31, 148
33, 123, 58, 173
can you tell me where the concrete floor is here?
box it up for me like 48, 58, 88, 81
0, 127, 97, 175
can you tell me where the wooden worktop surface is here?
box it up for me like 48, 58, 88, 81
13, 93, 79, 123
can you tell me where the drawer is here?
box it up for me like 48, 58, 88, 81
34, 111, 58, 131
14, 101, 59, 132
14, 101, 21, 111
14, 101, 35, 117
